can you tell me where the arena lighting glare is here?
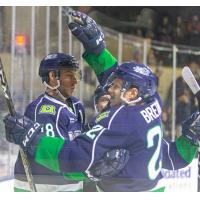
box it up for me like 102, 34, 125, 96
15, 33, 27, 47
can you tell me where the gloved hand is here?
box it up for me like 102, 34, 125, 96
181, 111, 200, 146
89, 148, 129, 180
4, 113, 43, 154
68, 11, 106, 55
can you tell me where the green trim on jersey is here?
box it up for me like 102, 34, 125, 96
83, 49, 117, 76
14, 187, 30, 192
35, 136, 65, 173
150, 186, 165, 192
63, 172, 89, 181
175, 136, 198, 163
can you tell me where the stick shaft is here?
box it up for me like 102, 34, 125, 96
0, 58, 36, 192
182, 66, 200, 189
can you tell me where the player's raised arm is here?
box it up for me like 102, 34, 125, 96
68, 11, 118, 85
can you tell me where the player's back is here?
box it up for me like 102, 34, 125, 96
96, 95, 163, 191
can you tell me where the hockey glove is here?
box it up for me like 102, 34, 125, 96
181, 111, 200, 146
68, 11, 105, 55
4, 113, 43, 154
89, 148, 129, 180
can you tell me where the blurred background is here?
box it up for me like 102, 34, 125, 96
1, 6, 200, 182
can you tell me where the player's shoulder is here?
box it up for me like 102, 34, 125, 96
70, 96, 84, 106
95, 105, 124, 125
42, 94, 78, 117
29, 94, 69, 115
70, 96, 85, 114
25, 94, 45, 118
153, 92, 163, 108
113, 94, 162, 120
25, 94, 44, 111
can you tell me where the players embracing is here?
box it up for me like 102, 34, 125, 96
3, 11, 200, 192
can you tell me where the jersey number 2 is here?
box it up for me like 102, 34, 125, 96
147, 125, 162, 180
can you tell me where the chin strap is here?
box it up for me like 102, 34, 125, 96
43, 80, 67, 102
120, 90, 142, 105
43, 80, 60, 90
55, 89, 67, 102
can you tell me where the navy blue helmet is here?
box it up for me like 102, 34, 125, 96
94, 85, 108, 105
39, 53, 79, 83
106, 62, 157, 100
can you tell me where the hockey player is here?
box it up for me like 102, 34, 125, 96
3, 61, 200, 192
68, 11, 200, 191
3, 11, 200, 192
12, 53, 87, 192
9, 44, 127, 192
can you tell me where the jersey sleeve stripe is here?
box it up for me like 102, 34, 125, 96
162, 138, 175, 170
85, 106, 124, 174
78, 110, 84, 124
56, 106, 65, 139
85, 128, 106, 172
108, 105, 124, 129
34, 96, 44, 121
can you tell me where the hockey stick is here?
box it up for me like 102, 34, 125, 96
0, 58, 36, 192
182, 66, 200, 110
182, 66, 200, 188
62, 6, 73, 17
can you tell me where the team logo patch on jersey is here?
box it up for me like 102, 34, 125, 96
39, 105, 56, 115
95, 111, 110, 123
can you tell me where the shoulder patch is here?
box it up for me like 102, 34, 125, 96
95, 111, 110, 123
39, 105, 56, 115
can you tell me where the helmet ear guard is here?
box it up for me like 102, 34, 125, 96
41, 70, 60, 84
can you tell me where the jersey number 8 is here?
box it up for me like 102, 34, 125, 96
45, 123, 55, 137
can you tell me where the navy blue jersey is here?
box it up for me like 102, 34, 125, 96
32, 49, 197, 191
88, 93, 193, 191
34, 93, 196, 191
24, 94, 85, 140
87, 94, 164, 191
14, 93, 85, 191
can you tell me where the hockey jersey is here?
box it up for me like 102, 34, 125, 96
33, 92, 198, 191
19, 49, 198, 191
14, 93, 85, 192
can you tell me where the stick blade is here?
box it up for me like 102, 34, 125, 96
182, 66, 200, 95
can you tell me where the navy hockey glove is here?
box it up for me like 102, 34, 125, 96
68, 11, 105, 55
4, 113, 43, 154
89, 148, 129, 180
182, 111, 200, 146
